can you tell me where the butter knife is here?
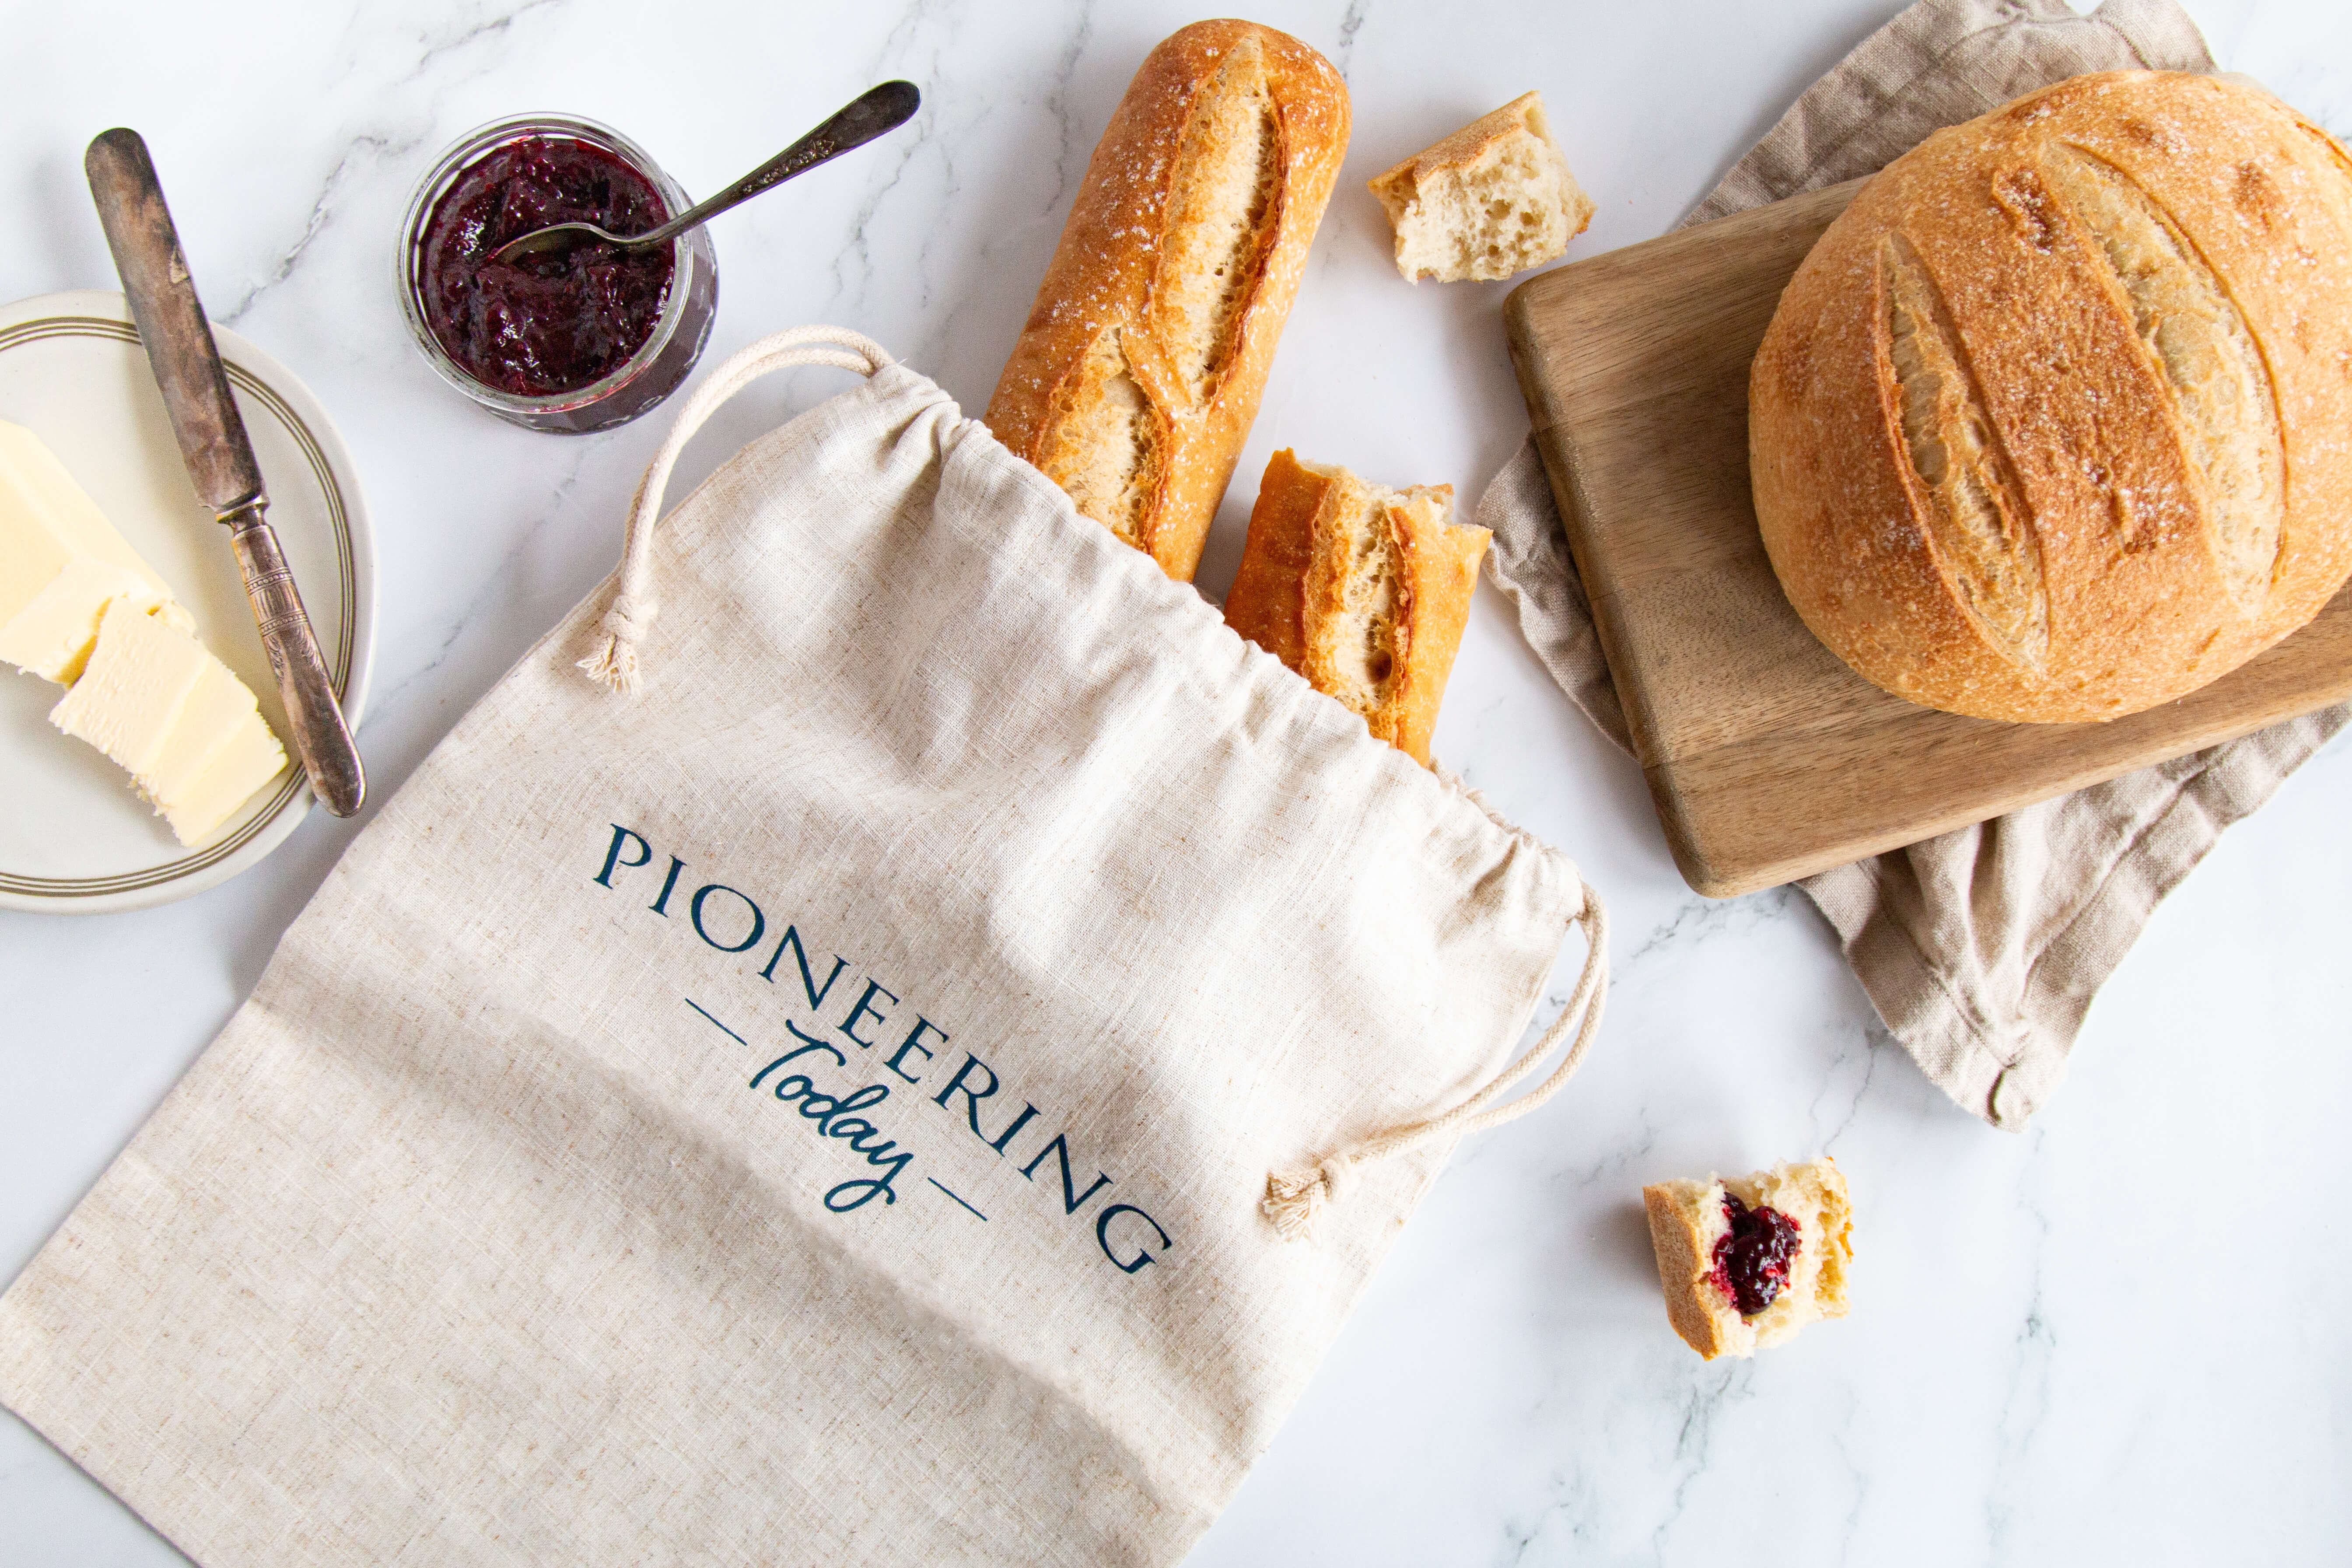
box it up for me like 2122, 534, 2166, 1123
85, 127, 364, 818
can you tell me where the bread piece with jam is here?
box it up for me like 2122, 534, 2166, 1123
1643, 1158, 1852, 1359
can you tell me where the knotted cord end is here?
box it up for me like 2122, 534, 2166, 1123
576, 592, 659, 694
1262, 1153, 1353, 1242
576, 637, 641, 693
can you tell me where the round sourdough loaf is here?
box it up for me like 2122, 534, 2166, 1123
1750, 72, 2352, 723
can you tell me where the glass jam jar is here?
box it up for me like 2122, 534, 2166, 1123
398, 114, 717, 434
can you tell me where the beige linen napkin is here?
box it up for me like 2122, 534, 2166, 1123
1482, 0, 2350, 1128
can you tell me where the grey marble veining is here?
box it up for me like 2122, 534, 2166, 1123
3, 2, 2348, 1563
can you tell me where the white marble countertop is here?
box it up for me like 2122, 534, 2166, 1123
4, 1, 2349, 1562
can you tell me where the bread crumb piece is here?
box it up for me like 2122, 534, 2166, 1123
1368, 91, 1593, 282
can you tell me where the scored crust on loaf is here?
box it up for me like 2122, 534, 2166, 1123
1750, 71, 2352, 722
1880, 233, 2049, 670
985, 22, 1350, 581
1222, 450, 1489, 766
1368, 91, 1593, 283
2037, 144, 2286, 604
1642, 1158, 1854, 1361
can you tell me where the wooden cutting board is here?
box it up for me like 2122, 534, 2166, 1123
1503, 179, 2352, 898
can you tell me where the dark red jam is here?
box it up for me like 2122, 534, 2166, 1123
1709, 1194, 1803, 1317
417, 135, 674, 397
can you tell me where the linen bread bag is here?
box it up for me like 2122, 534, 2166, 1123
0, 327, 1606, 1568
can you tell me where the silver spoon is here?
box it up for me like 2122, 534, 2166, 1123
488, 80, 920, 266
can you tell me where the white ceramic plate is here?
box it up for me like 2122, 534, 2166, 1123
0, 290, 375, 914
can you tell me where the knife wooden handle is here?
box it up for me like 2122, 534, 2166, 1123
228, 506, 365, 817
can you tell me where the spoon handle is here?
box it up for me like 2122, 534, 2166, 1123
652, 80, 920, 243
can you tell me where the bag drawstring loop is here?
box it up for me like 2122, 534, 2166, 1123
1263, 889, 1609, 1241
579, 326, 895, 693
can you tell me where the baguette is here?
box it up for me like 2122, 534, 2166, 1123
1222, 449, 1488, 766
985, 21, 1349, 581
1750, 71, 2352, 722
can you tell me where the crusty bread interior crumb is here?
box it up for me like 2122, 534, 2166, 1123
1370, 93, 1593, 283
1322, 469, 1407, 713
1400, 135, 1568, 280
1724, 1160, 1853, 1349
1039, 327, 1161, 548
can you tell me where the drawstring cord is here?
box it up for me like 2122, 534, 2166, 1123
1263, 891, 1609, 1240
579, 326, 895, 693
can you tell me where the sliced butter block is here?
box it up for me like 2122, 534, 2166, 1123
50, 595, 209, 777
162, 713, 287, 845
0, 559, 171, 683
49, 595, 289, 845
0, 420, 192, 633
144, 652, 267, 806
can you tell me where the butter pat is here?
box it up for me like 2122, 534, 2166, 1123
163, 714, 287, 845
145, 657, 289, 844
49, 596, 207, 775
0, 420, 191, 631
0, 558, 171, 682
1, 420, 196, 683
50, 596, 289, 846
144, 656, 263, 805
